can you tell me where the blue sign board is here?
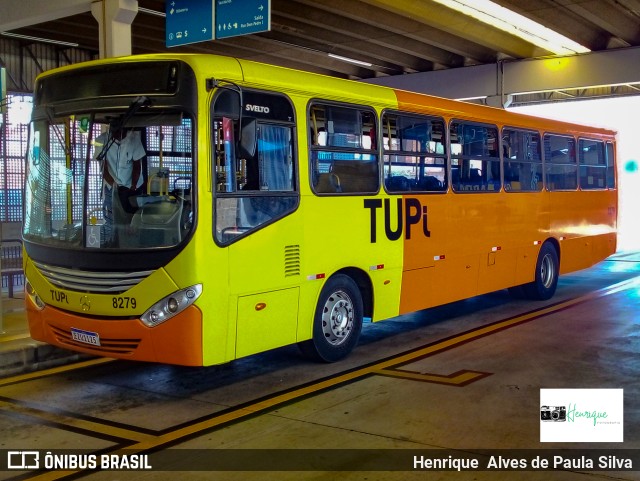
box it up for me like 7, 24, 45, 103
166, 0, 215, 47
215, 0, 271, 39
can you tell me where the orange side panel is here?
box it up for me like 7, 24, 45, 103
394, 90, 451, 116
395, 184, 453, 315
27, 297, 203, 366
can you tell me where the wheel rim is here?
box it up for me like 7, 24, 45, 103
540, 253, 555, 289
321, 290, 354, 346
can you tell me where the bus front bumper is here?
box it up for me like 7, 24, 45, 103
26, 296, 204, 366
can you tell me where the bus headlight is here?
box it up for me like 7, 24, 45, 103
25, 279, 45, 310
140, 284, 202, 327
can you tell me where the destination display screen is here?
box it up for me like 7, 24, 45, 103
36, 61, 182, 104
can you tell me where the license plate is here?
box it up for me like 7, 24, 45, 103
70, 328, 101, 346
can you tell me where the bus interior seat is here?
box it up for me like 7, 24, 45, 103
386, 175, 411, 192
173, 176, 192, 198
315, 172, 342, 193
330, 161, 377, 193
131, 199, 183, 246
416, 175, 444, 191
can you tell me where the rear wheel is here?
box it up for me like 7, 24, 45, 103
298, 274, 363, 362
521, 242, 559, 300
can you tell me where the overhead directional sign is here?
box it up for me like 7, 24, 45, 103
166, 0, 215, 47
166, 0, 271, 47
215, 0, 271, 40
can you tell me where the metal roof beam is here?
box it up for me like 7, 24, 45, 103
0, 0, 92, 31
365, 47, 640, 103
504, 47, 640, 94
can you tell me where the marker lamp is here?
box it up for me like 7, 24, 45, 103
140, 284, 202, 327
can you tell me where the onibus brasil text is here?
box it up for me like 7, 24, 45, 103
37, 453, 151, 470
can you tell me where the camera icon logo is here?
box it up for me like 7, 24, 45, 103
540, 405, 567, 422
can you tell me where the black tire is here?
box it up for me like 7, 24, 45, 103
298, 274, 363, 363
508, 284, 526, 299
521, 242, 559, 300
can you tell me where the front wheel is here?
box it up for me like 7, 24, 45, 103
521, 242, 559, 300
298, 274, 363, 363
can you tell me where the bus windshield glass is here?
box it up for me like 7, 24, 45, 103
23, 109, 194, 250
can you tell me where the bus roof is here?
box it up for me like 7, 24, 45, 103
37, 53, 617, 139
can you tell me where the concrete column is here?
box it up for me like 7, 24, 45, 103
91, 0, 139, 58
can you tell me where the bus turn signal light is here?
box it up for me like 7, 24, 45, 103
25, 279, 45, 310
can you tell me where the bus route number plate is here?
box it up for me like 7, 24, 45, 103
70, 328, 101, 347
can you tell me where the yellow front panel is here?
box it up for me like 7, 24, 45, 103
236, 288, 300, 357
223, 200, 303, 358
194, 83, 238, 366
24, 257, 178, 316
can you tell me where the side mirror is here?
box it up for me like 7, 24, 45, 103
238, 118, 257, 159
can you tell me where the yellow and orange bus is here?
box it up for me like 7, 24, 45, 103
23, 54, 617, 365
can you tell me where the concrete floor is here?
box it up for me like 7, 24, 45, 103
1, 253, 639, 480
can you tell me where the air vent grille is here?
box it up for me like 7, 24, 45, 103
34, 261, 154, 294
284, 245, 301, 277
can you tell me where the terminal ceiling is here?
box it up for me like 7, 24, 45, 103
3, 0, 640, 104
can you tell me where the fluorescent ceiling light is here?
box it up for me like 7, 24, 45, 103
328, 53, 373, 67
431, 0, 590, 55
139, 7, 166, 17
455, 95, 488, 101
0, 31, 79, 48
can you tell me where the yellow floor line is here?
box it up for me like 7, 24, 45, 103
375, 368, 489, 385
0, 400, 156, 443
0, 357, 114, 387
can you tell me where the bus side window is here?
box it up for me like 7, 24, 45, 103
310, 102, 379, 195
502, 128, 542, 192
579, 138, 606, 190
606, 141, 616, 189
212, 89, 299, 245
382, 111, 447, 193
450, 121, 500, 193
544, 134, 577, 191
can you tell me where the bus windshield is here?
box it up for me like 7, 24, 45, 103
23, 109, 194, 250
